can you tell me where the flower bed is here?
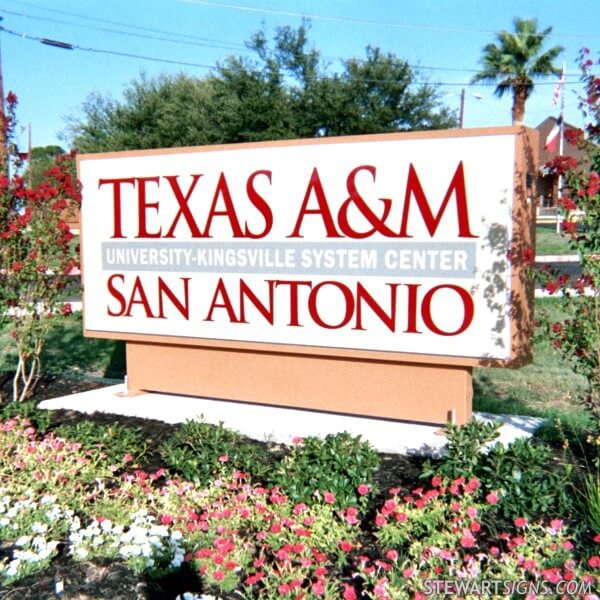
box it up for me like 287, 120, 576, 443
0, 413, 598, 599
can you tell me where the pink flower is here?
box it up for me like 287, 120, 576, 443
342, 584, 357, 600
514, 517, 528, 528
213, 570, 224, 581
323, 491, 336, 504
402, 567, 414, 578
357, 483, 370, 495
466, 478, 480, 491
485, 492, 499, 505
374, 514, 387, 527
293, 503, 307, 515
466, 506, 478, 518
339, 540, 353, 552
345, 507, 359, 525
278, 583, 291, 595
549, 518, 563, 533
292, 436, 304, 444
394, 511, 408, 523
218, 454, 229, 463
312, 580, 325, 595
460, 534, 476, 548
588, 555, 600, 569
542, 568, 561, 584
385, 549, 398, 561
431, 475, 442, 487
160, 514, 173, 525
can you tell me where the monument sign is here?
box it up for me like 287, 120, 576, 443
78, 127, 536, 424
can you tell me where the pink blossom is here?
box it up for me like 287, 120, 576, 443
514, 517, 528, 528
548, 518, 563, 533
345, 507, 359, 525
402, 567, 414, 578
323, 491, 336, 504
339, 539, 353, 552
278, 583, 291, 595
342, 584, 357, 600
218, 454, 229, 463
460, 534, 476, 548
466, 478, 480, 491
542, 567, 561, 584
375, 514, 387, 527
588, 555, 600, 569
357, 483, 370, 495
385, 549, 398, 561
485, 492, 499, 505
292, 436, 304, 444
312, 579, 325, 595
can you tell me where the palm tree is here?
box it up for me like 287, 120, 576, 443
471, 18, 563, 124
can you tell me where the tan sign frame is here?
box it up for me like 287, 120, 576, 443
79, 126, 537, 425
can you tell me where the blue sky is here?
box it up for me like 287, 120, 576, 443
1, 0, 599, 151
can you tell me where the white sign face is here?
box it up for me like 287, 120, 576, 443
80, 132, 518, 360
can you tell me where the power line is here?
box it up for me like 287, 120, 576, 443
2, 20, 582, 88
0, 24, 216, 69
178, 0, 600, 39
0, 7, 248, 52
9, 0, 248, 48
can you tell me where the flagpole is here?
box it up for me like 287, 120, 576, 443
556, 62, 566, 234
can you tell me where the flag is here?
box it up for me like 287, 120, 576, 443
551, 63, 565, 106
545, 114, 563, 152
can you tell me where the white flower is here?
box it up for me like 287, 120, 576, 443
73, 547, 88, 559
31, 522, 48, 534
15, 535, 31, 548
5, 559, 20, 577
100, 519, 113, 532
119, 544, 142, 557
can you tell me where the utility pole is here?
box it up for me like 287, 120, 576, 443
0, 16, 7, 178
459, 88, 465, 128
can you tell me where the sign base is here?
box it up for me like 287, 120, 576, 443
125, 342, 472, 425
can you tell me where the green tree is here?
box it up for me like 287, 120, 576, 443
471, 17, 563, 124
26, 145, 64, 188
66, 24, 456, 151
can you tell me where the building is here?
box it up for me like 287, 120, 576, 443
535, 116, 586, 217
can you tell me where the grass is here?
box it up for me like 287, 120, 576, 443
535, 224, 577, 256
0, 312, 125, 381
473, 297, 594, 441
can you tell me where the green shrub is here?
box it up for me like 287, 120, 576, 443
53, 419, 146, 465
0, 399, 52, 434
579, 473, 600, 535
268, 432, 380, 510
159, 419, 271, 485
422, 419, 574, 524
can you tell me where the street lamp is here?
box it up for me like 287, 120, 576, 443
459, 89, 483, 128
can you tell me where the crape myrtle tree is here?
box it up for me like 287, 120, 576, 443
0, 93, 81, 402
65, 23, 457, 151
542, 49, 600, 415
